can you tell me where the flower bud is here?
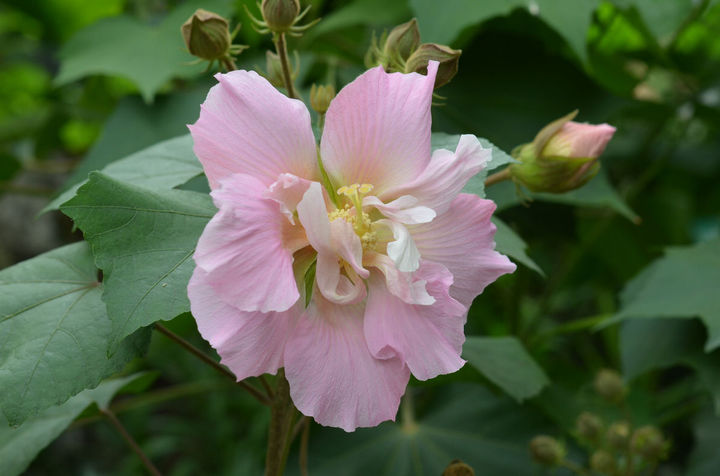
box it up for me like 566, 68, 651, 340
405, 43, 461, 89
631, 426, 667, 461
606, 421, 631, 450
442, 459, 475, 476
310, 84, 335, 115
261, 0, 300, 33
529, 435, 565, 466
594, 369, 627, 404
181, 9, 232, 61
509, 111, 616, 193
590, 450, 617, 474
383, 18, 421, 63
265, 50, 285, 88
576, 412, 603, 443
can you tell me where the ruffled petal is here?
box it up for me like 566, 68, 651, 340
379, 219, 421, 273
188, 268, 297, 379
263, 173, 313, 225
363, 195, 435, 225
194, 173, 304, 313
284, 296, 409, 432
364, 262, 467, 380
189, 70, 318, 189
409, 193, 516, 308
382, 134, 491, 214
364, 252, 434, 305
320, 62, 439, 194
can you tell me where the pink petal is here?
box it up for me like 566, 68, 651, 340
320, 62, 439, 194
364, 252, 434, 305
194, 173, 304, 313
188, 268, 297, 379
284, 296, 409, 432
263, 173, 313, 225
378, 219, 421, 273
409, 194, 516, 308
364, 262, 467, 380
363, 195, 435, 224
189, 70, 318, 189
381, 134, 491, 214
543, 122, 616, 158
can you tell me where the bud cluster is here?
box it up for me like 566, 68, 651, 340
529, 370, 669, 475
365, 19, 461, 89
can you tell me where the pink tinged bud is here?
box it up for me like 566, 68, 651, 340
542, 122, 617, 159
405, 43, 461, 89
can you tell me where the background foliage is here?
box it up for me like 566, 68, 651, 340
1, 0, 719, 474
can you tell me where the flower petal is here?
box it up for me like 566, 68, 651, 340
188, 268, 297, 379
263, 173, 313, 224
320, 62, 439, 194
382, 134, 491, 214
189, 70, 318, 189
284, 296, 409, 432
409, 193, 516, 308
364, 262, 467, 380
363, 195, 435, 225
379, 219, 421, 273
194, 173, 304, 313
364, 252, 434, 305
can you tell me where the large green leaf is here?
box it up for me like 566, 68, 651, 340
54, 0, 230, 102
0, 373, 146, 476
492, 217, 543, 275
295, 384, 547, 476
487, 169, 639, 222
463, 336, 549, 402
687, 409, 720, 476
308, 0, 411, 37
45, 134, 202, 212
60, 172, 214, 352
0, 242, 149, 425
409, 0, 597, 62
612, 239, 720, 351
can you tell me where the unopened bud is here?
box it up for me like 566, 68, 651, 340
594, 369, 627, 404
310, 84, 335, 115
265, 50, 285, 88
405, 43, 461, 89
590, 450, 616, 474
631, 426, 667, 460
576, 412, 603, 443
606, 421, 631, 450
261, 0, 300, 33
529, 435, 565, 466
509, 111, 616, 193
182, 9, 232, 60
384, 18, 421, 63
442, 459, 475, 476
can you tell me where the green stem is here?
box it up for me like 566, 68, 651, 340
484, 168, 512, 188
299, 417, 310, 476
221, 55, 237, 72
154, 324, 269, 406
274, 33, 298, 99
265, 369, 295, 476
102, 408, 162, 476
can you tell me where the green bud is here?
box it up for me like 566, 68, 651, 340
405, 43, 462, 89
442, 459, 475, 476
576, 412, 603, 443
181, 9, 232, 61
310, 84, 336, 115
383, 18, 421, 63
261, 0, 300, 33
631, 426, 668, 461
594, 369, 627, 404
590, 450, 617, 474
265, 50, 285, 88
529, 435, 565, 466
606, 421, 631, 451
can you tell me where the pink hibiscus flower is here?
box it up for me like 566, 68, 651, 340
187, 60, 516, 431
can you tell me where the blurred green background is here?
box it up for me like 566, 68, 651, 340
1, 0, 720, 474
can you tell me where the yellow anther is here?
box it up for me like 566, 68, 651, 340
358, 183, 374, 194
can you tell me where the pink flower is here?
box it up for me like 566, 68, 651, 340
187, 61, 516, 431
541, 122, 616, 159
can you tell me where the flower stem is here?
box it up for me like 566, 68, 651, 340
274, 33, 298, 99
484, 167, 512, 188
101, 408, 162, 476
265, 369, 296, 476
221, 55, 237, 72
154, 324, 269, 406
299, 417, 310, 476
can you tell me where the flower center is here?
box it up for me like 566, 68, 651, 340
328, 183, 378, 250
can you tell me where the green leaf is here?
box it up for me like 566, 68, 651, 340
410, 0, 597, 62
431, 132, 516, 199
687, 408, 720, 476
612, 239, 720, 351
463, 336, 549, 402
487, 169, 639, 222
55, 0, 230, 102
308, 0, 410, 37
296, 384, 547, 476
0, 242, 149, 425
492, 217, 544, 275
0, 373, 146, 476
615, 0, 695, 42
60, 172, 215, 352
45, 134, 202, 212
